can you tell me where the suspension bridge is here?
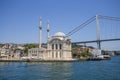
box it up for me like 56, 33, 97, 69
67, 15, 120, 50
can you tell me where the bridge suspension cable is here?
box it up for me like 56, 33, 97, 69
98, 15, 120, 21
67, 15, 120, 50
98, 15, 120, 40
67, 15, 120, 37
66, 16, 95, 36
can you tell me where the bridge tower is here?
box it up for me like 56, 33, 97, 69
96, 15, 101, 49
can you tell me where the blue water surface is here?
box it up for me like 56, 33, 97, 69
0, 56, 120, 80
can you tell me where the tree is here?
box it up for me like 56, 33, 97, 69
24, 44, 37, 54
72, 49, 93, 58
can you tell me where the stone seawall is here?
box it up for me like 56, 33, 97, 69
0, 59, 80, 62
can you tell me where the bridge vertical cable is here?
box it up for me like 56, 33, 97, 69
98, 15, 120, 50
67, 15, 120, 50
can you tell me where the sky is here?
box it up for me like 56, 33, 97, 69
0, 0, 120, 50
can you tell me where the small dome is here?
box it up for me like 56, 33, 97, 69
54, 32, 66, 37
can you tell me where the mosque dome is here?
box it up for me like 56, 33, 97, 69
54, 32, 66, 37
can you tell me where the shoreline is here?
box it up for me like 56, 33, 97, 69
0, 59, 81, 62
0, 58, 111, 62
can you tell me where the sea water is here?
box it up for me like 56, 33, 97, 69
0, 56, 120, 80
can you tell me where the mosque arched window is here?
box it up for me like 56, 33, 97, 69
60, 44, 62, 50
66, 40, 71, 45
56, 44, 58, 50
52, 44, 54, 50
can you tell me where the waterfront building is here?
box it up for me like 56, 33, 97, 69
89, 49, 102, 56
0, 48, 8, 60
28, 17, 72, 60
0, 43, 24, 60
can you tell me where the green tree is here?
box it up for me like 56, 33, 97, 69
72, 50, 93, 58
24, 44, 37, 54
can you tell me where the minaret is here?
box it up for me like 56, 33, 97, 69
47, 20, 50, 59
39, 17, 42, 48
47, 20, 50, 42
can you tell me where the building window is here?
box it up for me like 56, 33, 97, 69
41, 51, 43, 53
32, 54, 37, 56
56, 44, 58, 50
52, 44, 54, 50
60, 44, 62, 50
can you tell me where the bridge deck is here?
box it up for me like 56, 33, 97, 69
72, 38, 120, 44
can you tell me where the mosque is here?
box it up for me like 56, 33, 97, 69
28, 17, 72, 60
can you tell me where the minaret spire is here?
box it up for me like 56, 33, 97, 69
47, 20, 50, 42
39, 17, 42, 48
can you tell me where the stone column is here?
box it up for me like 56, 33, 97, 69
37, 49, 39, 59
54, 44, 56, 59
58, 44, 60, 58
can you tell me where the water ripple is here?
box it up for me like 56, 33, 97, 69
0, 56, 120, 80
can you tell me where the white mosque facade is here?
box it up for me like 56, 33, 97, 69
28, 18, 72, 60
